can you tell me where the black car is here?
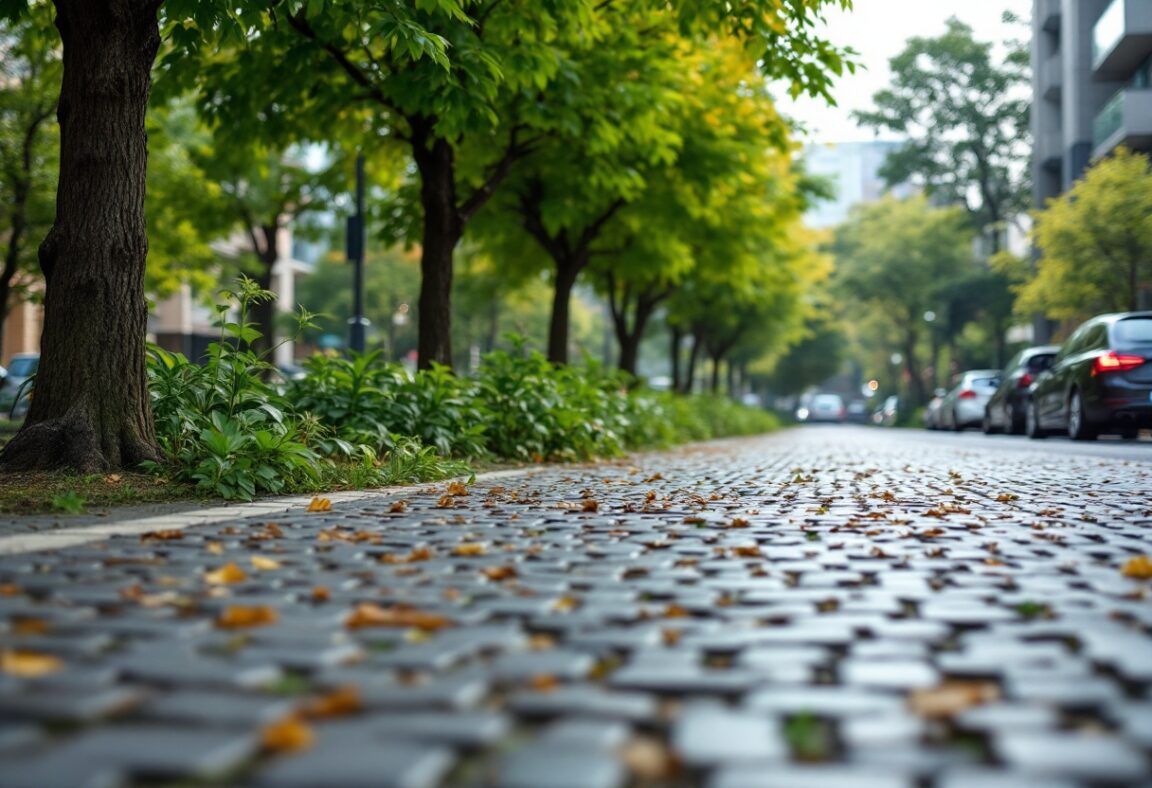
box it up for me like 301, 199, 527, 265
1026, 312, 1152, 440
982, 344, 1059, 434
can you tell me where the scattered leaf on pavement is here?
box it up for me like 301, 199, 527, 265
528, 673, 559, 692
908, 680, 999, 719
216, 605, 279, 629
445, 481, 469, 496
482, 565, 518, 581
452, 543, 487, 556
622, 736, 679, 780
261, 715, 314, 753
251, 556, 282, 571
345, 603, 453, 631
306, 497, 331, 512
1, 649, 64, 677
1121, 555, 1152, 579
301, 686, 363, 719
140, 530, 184, 542
204, 562, 247, 585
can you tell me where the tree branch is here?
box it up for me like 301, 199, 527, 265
459, 126, 540, 222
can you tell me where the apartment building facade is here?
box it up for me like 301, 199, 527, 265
1032, 0, 1152, 207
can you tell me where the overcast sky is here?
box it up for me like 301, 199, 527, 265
776, 0, 1033, 143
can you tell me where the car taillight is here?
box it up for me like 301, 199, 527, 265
1092, 351, 1145, 375
958, 389, 977, 399
1017, 373, 1032, 388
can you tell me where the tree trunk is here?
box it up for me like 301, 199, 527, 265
709, 354, 721, 393
412, 130, 461, 370
251, 224, 279, 360
669, 326, 682, 392
547, 261, 581, 365
0, 0, 161, 472
683, 334, 701, 394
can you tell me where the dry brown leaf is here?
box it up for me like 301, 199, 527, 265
528, 673, 559, 692
205, 542, 225, 555
306, 497, 332, 512
581, 499, 600, 513
11, 618, 47, 636
663, 604, 689, 618
452, 542, 487, 556
345, 602, 454, 631
250, 556, 282, 571
0, 584, 20, 596
661, 628, 683, 647
301, 686, 363, 719
528, 633, 556, 650
920, 528, 946, 538
731, 546, 761, 558
446, 481, 469, 496
436, 495, 458, 509
643, 472, 664, 482
727, 517, 750, 529
261, 716, 314, 753
908, 680, 999, 719
140, 529, 184, 542
204, 562, 247, 585
482, 565, 518, 581
552, 595, 580, 613
389, 501, 408, 513
105, 473, 123, 483
1, 649, 64, 677
995, 493, 1019, 502
311, 586, 331, 603
621, 736, 680, 780
216, 605, 278, 629
1121, 555, 1152, 580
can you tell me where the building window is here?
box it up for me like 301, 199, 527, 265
1134, 55, 1152, 88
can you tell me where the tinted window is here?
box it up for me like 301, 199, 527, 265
1056, 324, 1090, 360
1085, 324, 1109, 350
6, 357, 37, 377
1113, 317, 1152, 345
969, 377, 999, 390
1025, 353, 1055, 372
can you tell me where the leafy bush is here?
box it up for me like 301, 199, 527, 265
145, 278, 470, 500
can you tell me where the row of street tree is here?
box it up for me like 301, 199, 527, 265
0, 0, 855, 472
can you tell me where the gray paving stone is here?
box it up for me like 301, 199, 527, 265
507, 685, 658, 721
253, 740, 454, 788
745, 686, 904, 718
0, 723, 42, 753
488, 649, 596, 682
51, 725, 258, 779
838, 659, 938, 689
0, 754, 123, 788
995, 731, 1150, 782
138, 690, 295, 727
0, 685, 147, 722
709, 765, 913, 788
497, 743, 625, 788
672, 706, 784, 765
537, 718, 631, 749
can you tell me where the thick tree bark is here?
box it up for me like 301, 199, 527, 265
669, 326, 682, 392
682, 334, 701, 394
411, 128, 461, 370
0, 0, 161, 472
547, 261, 581, 365
250, 224, 279, 361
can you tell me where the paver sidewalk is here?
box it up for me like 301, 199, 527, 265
1, 428, 1151, 787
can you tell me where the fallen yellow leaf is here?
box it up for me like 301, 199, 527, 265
261, 715, 314, 753
452, 542, 487, 556
216, 605, 278, 629
301, 686, 363, 719
528, 673, 559, 692
908, 680, 999, 719
11, 618, 47, 636
1, 649, 64, 677
446, 481, 469, 496
0, 583, 20, 596
251, 556, 282, 570
389, 501, 408, 513
204, 562, 247, 585
311, 586, 331, 603
344, 603, 453, 631
482, 565, 518, 581
621, 736, 680, 781
1121, 555, 1152, 580
140, 529, 184, 541
306, 497, 332, 512
205, 542, 225, 555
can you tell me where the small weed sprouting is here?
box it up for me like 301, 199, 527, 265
50, 490, 86, 514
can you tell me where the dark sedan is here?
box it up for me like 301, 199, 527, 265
1026, 312, 1152, 440
983, 344, 1059, 434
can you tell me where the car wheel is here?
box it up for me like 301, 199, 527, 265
1067, 390, 1097, 441
1121, 429, 1139, 441
1025, 401, 1048, 440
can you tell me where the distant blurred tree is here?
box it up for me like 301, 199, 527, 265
852, 16, 1030, 254
0, 6, 58, 355
832, 195, 974, 406
762, 313, 846, 398
1016, 148, 1152, 320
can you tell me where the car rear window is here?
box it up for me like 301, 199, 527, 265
6, 357, 37, 377
1113, 318, 1152, 345
1025, 353, 1055, 371
812, 395, 842, 408
970, 377, 998, 389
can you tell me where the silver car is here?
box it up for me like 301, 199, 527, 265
939, 369, 1001, 431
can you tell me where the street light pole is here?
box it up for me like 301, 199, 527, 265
347, 153, 369, 353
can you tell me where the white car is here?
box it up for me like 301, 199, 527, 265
939, 370, 1001, 431
798, 393, 845, 423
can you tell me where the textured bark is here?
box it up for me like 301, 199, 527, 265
547, 262, 580, 365
669, 326, 682, 392
412, 127, 461, 370
0, 0, 161, 472
250, 224, 279, 361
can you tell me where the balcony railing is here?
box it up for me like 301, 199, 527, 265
1095, 90, 1125, 148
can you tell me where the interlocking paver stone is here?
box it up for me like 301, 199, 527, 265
2, 428, 1151, 786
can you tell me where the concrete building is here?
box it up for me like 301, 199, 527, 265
1032, 0, 1152, 208
801, 140, 913, 229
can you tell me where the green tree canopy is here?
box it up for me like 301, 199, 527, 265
1017, 148, 1152, 320
852, 16, 1029, 253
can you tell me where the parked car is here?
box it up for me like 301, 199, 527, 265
983, 345, 1060, 434
923, 388, 948, 430
873, 394, 900, 426
797, 393, 845, 423
938, 369, 1001, 431
0, 353, 38, 419
1027, 311, 1152, 440
845, 399, 870, 424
